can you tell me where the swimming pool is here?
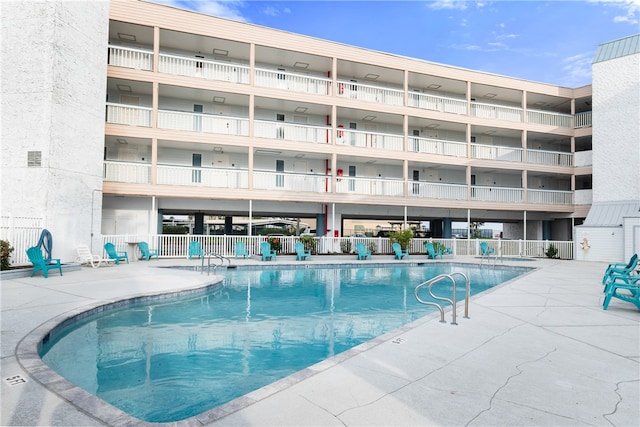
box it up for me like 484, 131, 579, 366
39, 263, 529, 423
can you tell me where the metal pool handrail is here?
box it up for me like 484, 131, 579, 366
414, 272, 470, 325
201, 252, 231, 275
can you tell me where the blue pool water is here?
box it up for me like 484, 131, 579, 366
39, 263, 528, 422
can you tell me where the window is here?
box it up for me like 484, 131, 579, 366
27, 151, 41, 167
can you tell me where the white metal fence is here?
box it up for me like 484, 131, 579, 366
1, 215, 44, 266
99, 235, 574, 261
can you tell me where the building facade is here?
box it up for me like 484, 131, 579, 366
7, 0, 638, 263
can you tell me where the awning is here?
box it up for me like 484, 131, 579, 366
583, 200, 640, 226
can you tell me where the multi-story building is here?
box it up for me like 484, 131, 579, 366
102, 0, 592, 240
5, 0, 638, 263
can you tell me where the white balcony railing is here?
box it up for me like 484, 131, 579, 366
337, 80, 404, 106
574, 150, 593, 167
106, 103, 152, 127
157, 165, 248, 188
108, 45, 153, 71
574, 189, 593, 205
527, 189, 573, 205
527, 109, 573, 128
159, 53, 250, 84
409, 137, 467, 157
471, 186, 523, 203
335, 129, 403, 151
104, 161, 151, 184
254, 121, 331, 144
574, 111, 592, 128
527, 149, 572, 167
335, 177, 404, 197
409, 182, 467, 200
470, 102, 523, 122
253, 171, 331, 193
255, 68, 332, 95
471, 143, 523, 162
408, 92, 467, 114
158, 110, 249, 136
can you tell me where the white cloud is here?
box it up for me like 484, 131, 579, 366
428, 0, 468, 10
591, 0, 640, 25
150, 0, 249, 22
560, 52, 594, 87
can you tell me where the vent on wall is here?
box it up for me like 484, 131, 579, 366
27, 151, 41, 167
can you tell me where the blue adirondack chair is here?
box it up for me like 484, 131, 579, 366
392, 242, 409, 259
138, 241, 158, 261
26, 246, 62, 278
479, 241, 495, 259
235, 241, 249, 258
602, 254, 638, 285
104, 242, 129, 265
188, 241, 204, 259
295, 241, 311, 261
356, 242, 371, 260
603, 274, 640, 310
425, 242, 442, 260
260, 241, 277, 261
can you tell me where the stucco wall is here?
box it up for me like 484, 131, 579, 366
592, 52, 640, 202
1, 1, 109, 262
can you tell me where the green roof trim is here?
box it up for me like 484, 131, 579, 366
593, 34, 640, 63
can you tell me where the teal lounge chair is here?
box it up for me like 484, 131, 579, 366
479, 241, 495, 259
602, 254, 638, 285
260, 241, 277, 261
26, 246, 62, 278
425, 242, 442, 260
356, 242, 371, 260
104, 242, 129, 265
138, 241, 158, 261
295, 241, 311, 261
235, 241, 249, 259
603, 274, 640, 310
392, 242, 409, 259
188, 241, 204, 259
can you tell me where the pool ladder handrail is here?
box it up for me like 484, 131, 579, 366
201, 252, 231, 275
414, 272, 470, 325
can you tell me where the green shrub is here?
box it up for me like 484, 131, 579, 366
299, 235, 317, 253
389, 229, 413, 250
267, 236, 282, 252
545, 243, 558, 259
0, 240, 14, 270
340, 239, 352, 254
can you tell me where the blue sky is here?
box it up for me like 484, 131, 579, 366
150, 0, 639, 87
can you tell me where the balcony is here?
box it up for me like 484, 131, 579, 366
157, 165, 248, 188
409, 136, 466, 157
104, 161, 151, 184
255, 68, 332, 96
336, 80, 404, 106
471, 143, 522, 162
108, 45, 153, 71
526, 109, 573, 128
158, 110, 249, 136
471, 101, 523, 122
527, 149, 573, 167
336, 129, 403, 151
408, 92, 467, 114
335, 177, 404, 197
254, 120, 330, 144
106, 103, 152, 127
471, 186, 523, 203
409, 182, 467, 200
527, 189, 573, 205
253, 171, 331, 193
159, 53, 250, 84
574, 111, 592, 128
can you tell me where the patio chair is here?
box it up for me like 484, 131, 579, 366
356, 242, 371, 260
188, 241, 204, 260
295, 241, 311, 261
26, 246, 62, 278
425, 242, 442, 260
392, 242, 409, 260
602, 254, 638, 285
603, 274, 640, 310
138, 241, 159, 261
75, 244, 114, 268
260, 241, 277, 261
104, 242, 129, 265
479, 241, 495, 260
234, 241, 249, 259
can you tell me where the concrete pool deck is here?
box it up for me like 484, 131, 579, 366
1, 256, 638, 426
